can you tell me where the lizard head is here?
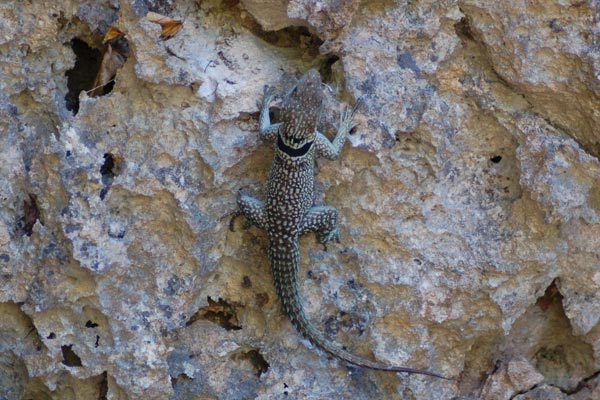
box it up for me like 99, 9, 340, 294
278, 69, 323, 153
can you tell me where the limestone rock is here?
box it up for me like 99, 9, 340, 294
1, 0, 599, 399
480, 359, 544, 400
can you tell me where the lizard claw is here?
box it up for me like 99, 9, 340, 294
351, 98, 363, 115
340, 106, 359, 134
227, 209, 243, 232
228, 209, 253, 231
263, 85, 278, 103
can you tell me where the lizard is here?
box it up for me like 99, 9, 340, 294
232, 69, 447, 379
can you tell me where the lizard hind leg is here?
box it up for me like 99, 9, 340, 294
299, 206, 340, 247
233, 192, 268, 231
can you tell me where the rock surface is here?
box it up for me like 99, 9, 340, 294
1, 0, 599, 399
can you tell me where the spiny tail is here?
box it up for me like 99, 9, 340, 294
269, 243, 449, 380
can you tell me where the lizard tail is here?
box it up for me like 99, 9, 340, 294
269, 243, 449, 380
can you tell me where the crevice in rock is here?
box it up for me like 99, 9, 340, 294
185, 296, 242, 330
65, 38, 103, 115
235, 4, 342, 74
100, 153, 119, 200
100, 153, 117, 183
508, 370, 600, 398
244, 20, 323, 55
230, 346, 270, 377
507, 383, 542, 399
98, 371, 108, 400
61, 344, 82, 367
20, 194, 40, 237
454, 7, 525, 83
170, 372, 192, 388
86, 319, 99, 328
318, 55, 340, 83
454, 15, 475, 41
204, 0, 324, 62
562, 369, 600, 395
535, 279, 562, 312
503, 278, 596, 392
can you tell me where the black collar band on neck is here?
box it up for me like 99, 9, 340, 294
277, 134, 313, 157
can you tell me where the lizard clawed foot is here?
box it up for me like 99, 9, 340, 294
263, 85, 278, 104
339, 105, 359, 134
317, 227, 340, 251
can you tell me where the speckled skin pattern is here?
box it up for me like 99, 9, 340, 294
235, 69, 446, 379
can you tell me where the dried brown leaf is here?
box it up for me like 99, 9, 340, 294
103, 26, 125, 43
89, 35, 130, 97
146, 11, 183, 40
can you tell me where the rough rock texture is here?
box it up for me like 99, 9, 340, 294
1, 0, 600, 399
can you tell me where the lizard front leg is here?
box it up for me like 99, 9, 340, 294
314, 104, 359, 160
231, 86, 280, 231
299, 206, 340, 246
259, 85, 281, 142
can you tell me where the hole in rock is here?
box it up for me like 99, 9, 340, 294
21, 193, 40, 236
65, 38, 102, 115
490, 155, 502, 163
238, 8, 322, 60
454, 15, 475, 41
319, 55, 340, 83
85, 319, 99, 328
186, 296, 242, 330
87, 34, 129, 98
61, 344, 82, 367
100, 153, 119, 200
245, 22, 322, 55
241, 275, 252, 288
170, 373, 193, 387
536, 280, 562, 311
230, 348, 270, 377
100, 153, 116, 182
